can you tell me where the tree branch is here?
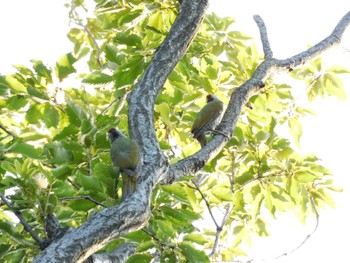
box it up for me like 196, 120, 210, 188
163, 11, 350, 185
34, 1, 208, 262
0, 193, 44, 248
188, 180, 232, 257
209, 204, 231, 258
275, 194, 320, 260
0, 123, 17, 138
253, 15, 273, 59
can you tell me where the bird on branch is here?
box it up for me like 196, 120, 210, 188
191, 94, 224, 147
108, 128, 140, 200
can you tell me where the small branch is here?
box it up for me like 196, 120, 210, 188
275, 194, 319, 260
0, 193, 44, 248
58, 196, 108, 208
0, 124, 17, 138
190, 180, 232, 257
228, 152, 236, 193
142, 229, 176, 250
101, 92, 129, 115
253, 15, 273, 59
209, 204, 231, 257
69, 2, 102, 67
191, 180, 219, 228
67, 178, 81, 190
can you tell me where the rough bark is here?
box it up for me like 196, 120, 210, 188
33, 0, 350, 261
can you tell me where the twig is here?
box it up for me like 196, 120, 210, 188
142, 229, 176, 249
209, 203, 231, 257
275, 194, 319, 260
58, 195, 108, 208
228, 152, 236, 192
191, 180, 219, 228
253, 15, 273, 59
69, 2, 102, 67
0, 193, 44, 247
101, 92, 129, 115
0, 124, 17, 138
191, 180, 232, 257
67, 178, 80, 190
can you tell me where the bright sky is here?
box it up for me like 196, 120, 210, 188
0, 1, 349, 262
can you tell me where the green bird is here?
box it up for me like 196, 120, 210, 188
191, 94, 224, 147
108, 128, 140, 200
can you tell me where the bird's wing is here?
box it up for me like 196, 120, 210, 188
191, 101, 223, 138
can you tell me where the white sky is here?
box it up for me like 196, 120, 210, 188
0, 0, 349, 262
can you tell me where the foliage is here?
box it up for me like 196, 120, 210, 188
0, 0, 347, 262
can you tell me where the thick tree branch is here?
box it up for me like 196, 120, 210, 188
34, 1, 208, 262
163, 11, 350, 185
127, 0, 208, 172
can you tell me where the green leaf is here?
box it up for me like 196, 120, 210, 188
104, 44, 119, 63
183, 233, 209, 245
255, 218, 268, 236
114, 55, 144, 87
179, 243, 210, 263
161, 183, 189, 204
83, 71, 114, 85
256, 131, 270, 142
31, 59, 53, 83
155, 103, 171, 125
52, 165, 73, 180
6, 95, 28, 110
327, 65, 350, 74
125, 253, 152, 263
69, 199, 96, 211
156, 220, 175, 239
26, 104, 43, 124
55, 53, 77, 81
43, 103, 60, 128
77, 173, 104, 193
1, 161, 17, 175
66, 101, 88, 127
288, 117, 302, 147
27, 86, 49, 100
8, 142, 43, 160
137, 241, 155, 252
4, 75, 27, 92
294, 171, 317, 183
103, 9, 143, 28
212, 186, 234, 201
113, 33, 142, 47
161, 206, 200, 226
124, 230, 150, 243
45, 142, 73, 164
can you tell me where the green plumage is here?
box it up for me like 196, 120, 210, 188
191, 94, 224, 147
110, 137, 139, 170
108, 128, 140, 200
